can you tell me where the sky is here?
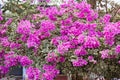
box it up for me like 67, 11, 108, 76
112, 0, 120, 4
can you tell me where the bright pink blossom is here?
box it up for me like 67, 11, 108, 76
17, 20, 31, 35
43, 64, 59, 80
115, 45, 120, 54
58, 56, 65, 63
101, 14, 111, 23
0, 50, 5, 58
77, 34, 85, 44
0, 66, 9, 74
74, 46, 87, 56
57, 42, 71, 55
40, 20, 55, 32
27, 33, 40, 48
84, 36, 100, 48
4, 54, 19, 67
45, 52, 58, 63
0, 37, 10, 47
20, 56, 33, 66
10, 42, 21, 49
100, 50, 109, 59
26, 66, 41, 80
72, 57, 88, 67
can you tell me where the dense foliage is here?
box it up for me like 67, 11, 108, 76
0, 0, 120, 80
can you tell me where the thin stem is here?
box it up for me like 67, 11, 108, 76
105, 0, 108, 13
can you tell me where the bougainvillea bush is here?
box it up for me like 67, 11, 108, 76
0, 0, 120, 80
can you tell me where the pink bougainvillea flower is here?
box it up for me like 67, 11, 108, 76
74, 46, 87, 56
0, 66, 9, 74
27, 33, 40, 48
58, 56, 65, 63
40, 20, 55, 32
45, 52, 58, 63
10, 42, 21, 49
57, 42, 71, 55
43, 64, 59, 80
72, 57, 88, 67
26, 66, 41, 80
101, 14, 111, 24
77, 34, 85, 44
20, 56, 33, 66
0, 50, 5, 58
0, 37, 10, 47
4, 54, 19, 67
100, 49, 109, 59
17, 20, 31, 35
115, 45, 120, 54
84, 36, 100, 49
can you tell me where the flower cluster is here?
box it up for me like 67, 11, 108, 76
43, 64, 59, 80
84, 36, 100, 48
20, 56, 33, 66
17, 20, 31, 35
0, 50, 4, 58
1, 0, 120, 80
4, 53, 33, 67
101, 14, 111, 23
10, 42, 21, 49
72, 57, 88, 67
45, 52, 58, 63
44, 7, 58, 21
0, 66, 9, 75
45, 52, 65, 63
39, 1, 120, 79
26, 66, 41, 80
74, 46, 87, 56
0, 37, 10, 47
57, 42, 71, 55
16, 19, 56, 50
4, 54, 19, 67
0, 51, 33, 75
103, 22, 120, 46
44, 1, 101, 72
27, 33, 40, 48
75, 1, 98, 21
100, 50, 109, 59
115, 45, 120, 54
88, 56, 97, 64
